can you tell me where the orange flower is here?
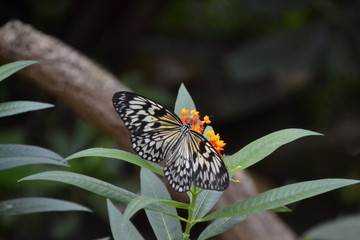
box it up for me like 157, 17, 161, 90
206, 130, 226, 156
190, 110, 199, 117
202, 115, 211, 124
180, 108, 189, 116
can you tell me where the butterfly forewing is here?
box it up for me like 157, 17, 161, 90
113, 91, 229, 192
113, 92, 182, 162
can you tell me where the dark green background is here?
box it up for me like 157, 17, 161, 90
1, 0, 360, 239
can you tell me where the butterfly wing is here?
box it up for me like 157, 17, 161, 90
189, 131, 229, 191
113, 91, 182, 163
164, 130, 229, 192
164, 135, 194, 192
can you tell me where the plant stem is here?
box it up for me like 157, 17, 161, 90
182, 186, 199, 240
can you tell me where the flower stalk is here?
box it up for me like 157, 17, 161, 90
182, 186, 202, 240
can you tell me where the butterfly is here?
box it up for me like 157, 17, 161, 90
112, 91, 229, 192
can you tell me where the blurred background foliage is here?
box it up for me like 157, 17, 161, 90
1, 0, 360, 239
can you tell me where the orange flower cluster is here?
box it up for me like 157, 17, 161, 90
180, 108, 211, 133
206, 130, 226, 156
180, 108, 226, 156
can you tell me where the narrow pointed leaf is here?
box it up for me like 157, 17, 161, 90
158, 200, 189, 209
193, 190, 223, 220
0, 60, 37, 82
19, 171, 167, 213
123, 196, 164, 221
201, 179, 359, 221
0, 144, 67, 171
65, 148, 163, 176
141, 169, 183, 240
226, 129, 322, 175
174, 83, 196, 115
0, 144, 63, 160
107, 199, 144, 240
0, 197, 91, 217
0, 101, 53, 118
198, 216, 246, 240
269, 206, 292, 213
303, 215, 360, 240
20, 171, 138, 204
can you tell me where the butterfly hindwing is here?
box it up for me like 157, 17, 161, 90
164, 135, 193, 192
113, 91, 229, 192
190, 131, 229, 191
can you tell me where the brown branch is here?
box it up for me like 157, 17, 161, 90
0, 20, 132, 151
0, 20, 297, 240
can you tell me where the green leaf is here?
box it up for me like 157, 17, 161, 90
174, 83, 196, 115
19, 171, 169, 213
158, 200, 189, 210
123, 192, 187, 220
197, 216, 246, 240
0, 144, 67, 171
141, 169, 183, 240
193, 190, 223, 220
20, 171, 138, 204
201, 179, 360, 221
269, 206, 292, 213
123, 196, 164, 221
226, 129, 322, 175
0, 101, 53, 118
107, 199, 144, 240
303, 215, 360, 240
0, 197, 91, 217
0, 60, 38, 82
65, 148, 163, 176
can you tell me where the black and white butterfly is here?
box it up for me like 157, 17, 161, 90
112, 91, 229, 192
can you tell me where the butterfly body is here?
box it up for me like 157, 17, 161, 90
113, 91, 229, 192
